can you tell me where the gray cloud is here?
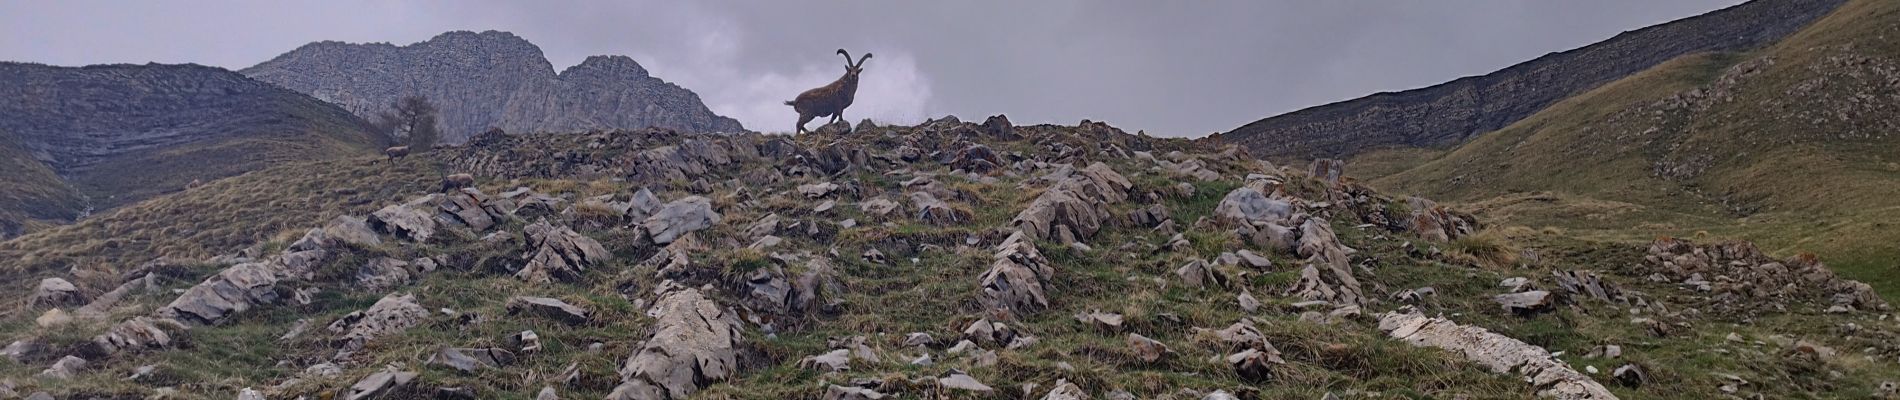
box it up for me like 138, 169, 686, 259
2, 0, 1743, 136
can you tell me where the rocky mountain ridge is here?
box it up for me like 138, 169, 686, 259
1212, 0, 1847, 160
241, 30, 745, 143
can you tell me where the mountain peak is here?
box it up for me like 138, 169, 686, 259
563, 55, 649, 78
243, 31, 746, 141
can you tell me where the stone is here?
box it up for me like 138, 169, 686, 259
1552, 270, 1623, 303
1380, 311, 1615, 399
798, 349, 852, 372
159, 260, 300, 325
978, 231, 1055, 317
1041, 379, 1086, 400
328, 293, 430, 358
1011, 163, 1130, 241
508, 296, 591, 325
1076, 311, 1125, 332
355, 257, 413, 291
642, 196, 721, 244
513, 330, 543, 353
1177, 259, 1227, 289
38, 355, 86, 379
519, 220, 612, 282
35, 308, 71, 327
1127, 333, 1170, 363
950, 144, 1001, 173
1494, 290, 1555, 314
964, 319, 1016, 346
1228, 347, 1284, 380
2, 340, 38, 362
1612, 364, 1647, 387
346, 368, 419, 400
1236, 250, 1272, 269
322, 215, 383, 248
93, 317, 177, 354
799, 182, 840, 198
904, 332, 936, 348
537, 386, 560, 400
909, 191, 969, 225
939, 370, 994, 392
1214, 187, 1293, 225
607, 288, 743, 400
1309, 159, 1344, 186
369, 194, 443, 242
824, 385, 887, 400
1208, 321, 1269, 349
30, 277, 84, 308
1500, 277, 1533, 293
237, 388, 265, 400
860, 198, 900, 216
429, 347, 516, 373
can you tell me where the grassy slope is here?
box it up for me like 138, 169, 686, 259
1367, 0, 1900, 295
0, 132, 83, 236
0, 127, 1892, 399
0, 155, 443, 289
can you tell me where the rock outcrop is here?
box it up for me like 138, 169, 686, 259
1010, 162, 1132, 243
643, 196, 720, 245
1644, 238, 1887, 314
518, 220, 611, 282
608, 287, 743, 400
1380, 311, 1617, 399
978, 231, 1056, 319
242, 30, 743, 143
327, 293, 430, 358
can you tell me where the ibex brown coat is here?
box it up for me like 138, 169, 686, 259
787, 49, 871, 134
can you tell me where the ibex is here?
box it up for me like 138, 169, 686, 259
441, 173, 474, 192
786, 49, 871, 134
384, 146, 410, 162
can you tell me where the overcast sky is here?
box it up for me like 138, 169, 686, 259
2, 1, 1745, 137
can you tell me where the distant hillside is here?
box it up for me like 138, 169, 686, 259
1371, 0, 1900, 292
242, 30, 745, 143
1212, 0, 1846, 161
0, 62, 382, 237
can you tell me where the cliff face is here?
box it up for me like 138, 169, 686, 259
0, 62, 380, 233
241, 30, 745, 143
1213, 0, 1847, 160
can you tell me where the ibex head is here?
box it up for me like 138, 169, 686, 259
837, 49, 872, 82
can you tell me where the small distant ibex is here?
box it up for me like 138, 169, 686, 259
384, 146, 410, 162
441, 173, 474, 192
786, 49, 871, 134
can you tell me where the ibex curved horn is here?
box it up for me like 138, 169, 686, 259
856, 53, 872, 68
837, 49, 853, 66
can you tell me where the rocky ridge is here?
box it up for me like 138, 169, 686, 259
1213, 0, 1847, 160
242, 30, 745, 143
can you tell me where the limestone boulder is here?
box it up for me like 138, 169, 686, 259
978, 231, 1054, 317
642, 196, 721, 245
518, 220, 611, 282
29, 278, 84, 308
328, 293, 430, 358
607, 288, 743, 400
508, 296, 592, 325
1380, 311, 1615, 399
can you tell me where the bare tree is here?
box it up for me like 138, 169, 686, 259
377, 95, 440, 151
